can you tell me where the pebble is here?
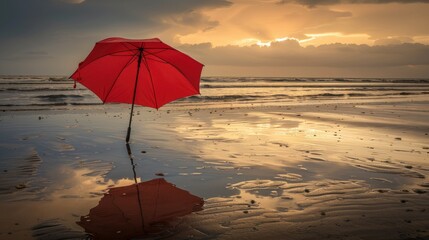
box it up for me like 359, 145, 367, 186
15, 184, 26, 189
413, 189, 427, 194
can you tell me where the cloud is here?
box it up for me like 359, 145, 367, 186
194, 41, 429, 77
278, 0, 429, 7
177, 2, 354, 46
303, 3, 429, 40
174, 0, 429, 49
180, 40, 429, 74
0, 0, 231, 74
161, 10, 220, 37
1, 50, 52, 61
0, 0, 231, 39
61, 0, 85, 4
374, 36, 414, 45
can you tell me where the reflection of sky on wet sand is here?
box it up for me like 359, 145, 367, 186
0, 166, 117, 239
170, 108, 427, 187
172, 111, 302, 167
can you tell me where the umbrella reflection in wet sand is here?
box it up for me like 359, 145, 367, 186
77, 144, 204, 239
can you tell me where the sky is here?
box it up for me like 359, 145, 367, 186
1, 0, 429, 77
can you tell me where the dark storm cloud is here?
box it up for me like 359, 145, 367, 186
0, 0, 231, 38
0, 0, 231, 74
278, 0, 429, 7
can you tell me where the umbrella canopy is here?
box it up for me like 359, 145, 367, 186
70, 37, 203, 142
71, 37, 203, 108
77, 178, 204, 239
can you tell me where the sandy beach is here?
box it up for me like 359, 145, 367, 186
0, 77, 428, 239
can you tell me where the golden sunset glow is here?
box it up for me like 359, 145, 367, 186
174, 1, 429, 48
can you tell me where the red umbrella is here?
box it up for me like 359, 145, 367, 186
71, 37, 203, 142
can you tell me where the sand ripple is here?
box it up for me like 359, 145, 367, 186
159, 179, 429, 240
0, 149, 43, 197
347, 156, 426, 179
32, 219, 87, 240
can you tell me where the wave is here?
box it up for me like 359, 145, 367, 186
48, 77, 70, 82
185, 91, 429, 102
304, 93, 345, 98
303, 92, 429, 98
36, 94, 84, 102
0, 88, 75, 92
0, 103, 68, 107
0, 81, 71, 85
2, 75, 429, 84
0, 102, 102, 107
201, 84, 429, 89
201, 77, 429, 84
185, 94, 268, 102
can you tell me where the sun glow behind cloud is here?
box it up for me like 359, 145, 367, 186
223, 32, 372, 48
175, 1, 429, 48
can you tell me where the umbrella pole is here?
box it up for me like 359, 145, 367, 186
126, 49, 144, 143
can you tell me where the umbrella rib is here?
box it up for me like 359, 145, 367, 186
142, 49, 171, 63
144, 49, 170, 54
78, 49, 135, 71
103, 52, 139, 103
110, 54, 136, 56
143, 55, 169, 64
144, 58, 167, 65
141, 54, 159, 109
152, 179, 162, 220
141, 47, 172, 50
144, 50, 200, 93
120, 42, 139, 52
142, 49, 171, 61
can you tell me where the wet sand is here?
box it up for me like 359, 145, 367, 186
0, 99, 428, 239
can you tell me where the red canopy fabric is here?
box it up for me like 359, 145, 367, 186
71, 37, 203, 109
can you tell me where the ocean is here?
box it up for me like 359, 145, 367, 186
1, 75, 429, 111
